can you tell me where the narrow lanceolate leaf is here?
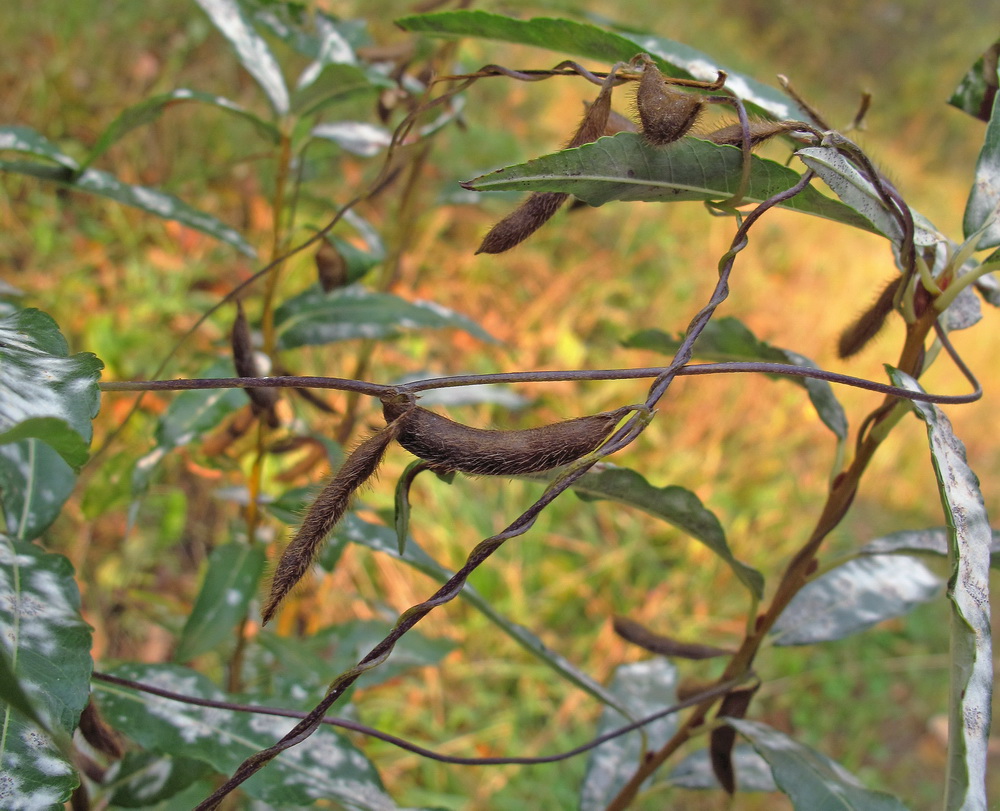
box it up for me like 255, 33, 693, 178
0, 537, 93, 809
579, 660, 678, 811
963, 76, 1000, 247
0, 126, 79, 170
625, 317, 847, 438
95, 664, 401, 809
797, 146, 943, 246
291, 63, 390, 116
311, 120, 393, 157
463, 134, 876, 233
859, 527, 1000, 569
667, 744, 776, 792
174, 543, 266, 662
0, 308, 103, 470
0, 440, 75, 541
336, 515, 631, 716
770, 555, 942, 646
274, 283, 495, 349
396, 11, 805, 120
728, 719, 909, 810
82, 89, 280, 170
194, 0, 289, 116
0, 161, 256, 256
948, 40, 1000, 122
572, 467, 764, 599
892, 369, 993, 811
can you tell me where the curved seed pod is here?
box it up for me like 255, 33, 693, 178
635, 57, 704, 146
232, 301, 280, 421
837, 276, 903, 358
381, 394, 634, 476
612, 616, 735, 660
704, 120, 800, 148
475, 66, 617, 255
261, 419, 401, 624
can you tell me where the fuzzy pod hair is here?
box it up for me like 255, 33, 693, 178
634, 57, 704, 146
232, 301, 280, 419
704, 119, 799, 148
837, 276, 903, 359
381, 394, 633, 476
261, 419, 401, 624
475, 68, 616, 255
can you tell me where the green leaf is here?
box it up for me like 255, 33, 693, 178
728, 718, 909, 810
106, 751, 213, 808
274, 283, 495, 350
310, 121, 392, 157
1, 537, 92, 808
770, 555, 942, 646
463, 134, 877, 233
393, 461, 425, 554
337, 515, 632, 716
667, 744, 776, 792
396, 11, 805, 119
0, 643, 51, 737
579, 660, 678, 811
894, 370, 993, 811
194, 0, 289, 116
797, 146, 944, 246
174, 543, 266, 662
571, 467, 764, 599
859, 527, 1000, 568
0, 308, 103, 470
624, 318, 847, 438
96, 663, 402, 808
948, 41, 999, 122
963, 77, 1000, 247
324, 235, 382, 284
82, 89, 280, 170
0, 125, 79, 170
0, 440, 75, 541
0, 161, 256, 256
291, 63, 389, 116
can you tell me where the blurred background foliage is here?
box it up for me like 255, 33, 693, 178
2, 0, 998, 808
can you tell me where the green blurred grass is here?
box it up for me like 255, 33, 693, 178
2, 1, 998, 809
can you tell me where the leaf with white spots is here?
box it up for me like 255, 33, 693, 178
891, 369, 993, 811
274, 284, 495, 350
0, 308, 103, 471
0, 537, 92, 810
579, 659, 678, 811
0, 439, 75, 542
95, 663, 404, 809
174, 543, 266, 662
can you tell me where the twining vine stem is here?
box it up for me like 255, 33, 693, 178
91, 670, 746, 768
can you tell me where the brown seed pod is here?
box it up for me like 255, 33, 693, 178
261, 419, 402, 624
475, 68, 617, 255
704, 119, 800, 148
381, 393, 633, 476
315, 238, 349, 292
612, 616, 735, 660
635, 57, 704, 146
232, 301, 279, 421
837, 276, 903, 359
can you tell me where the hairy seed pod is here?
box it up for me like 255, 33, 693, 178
837, 276, 903, 359
475, 70, 616, 255
232, 301, 280, 420
261, 420, 401, 624
704, 120, 799, 148
635, 57, 704, 146
381, 394, 633, 476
